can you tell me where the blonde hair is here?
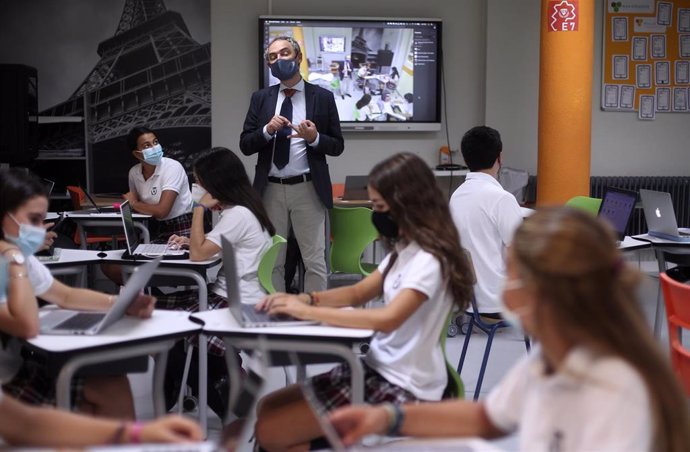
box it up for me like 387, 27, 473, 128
512, 207, 690, 452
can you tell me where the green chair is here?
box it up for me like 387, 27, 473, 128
258, 235, 287, 294
329, 206, 379, 276
565, 196, 602, 215
441, 311, 465, 399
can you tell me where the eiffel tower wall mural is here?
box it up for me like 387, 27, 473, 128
0, 0, 210, 196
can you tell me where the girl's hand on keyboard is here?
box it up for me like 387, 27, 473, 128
167, 235, 190, 250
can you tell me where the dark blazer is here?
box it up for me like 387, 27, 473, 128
239, 82, 344, 209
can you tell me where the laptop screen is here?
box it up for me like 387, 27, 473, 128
597, 187, 637, 240
342, 176, 369, 201
119, 200, 141, 254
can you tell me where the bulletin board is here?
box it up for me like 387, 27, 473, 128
602, 0, 690, 119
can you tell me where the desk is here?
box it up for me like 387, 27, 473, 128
619, 236, 652, 252
42, 248, 106, 287
64, 210, 152, 249
333, 197, 372, 208
192, 309, 374, 414
25, 310, 200, 414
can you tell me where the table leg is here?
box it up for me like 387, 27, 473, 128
653, 248, 668, 338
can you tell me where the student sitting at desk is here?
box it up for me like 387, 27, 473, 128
329, 208, 690, 452
124, 126, 193, 243
0, 168, 156, 418
253, 153, 474, 451
161, 148, 273, 418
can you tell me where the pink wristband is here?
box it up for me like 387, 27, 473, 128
128, 421, 143, 444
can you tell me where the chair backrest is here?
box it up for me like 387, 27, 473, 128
660, 268, 690, 394
329, 207, 378, 276
565, 196, 602, 215
331, 183, 345, 199
258, 235, 287, 294
441, 311, 464, 399
66, 185, 85, 210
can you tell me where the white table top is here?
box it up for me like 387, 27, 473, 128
192, 308, 374, 340
433, 169, 469, 177
633, 230, 690, 246
42, 248, 105, 266
102, 249, 221, 267
619, 236, 652, 251
27, 310, 200, 353
64, 210, 150, 219
45, 212, 61, 221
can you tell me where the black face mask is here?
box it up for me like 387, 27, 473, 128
269, 58, 300, 81
371, 211, 399, 239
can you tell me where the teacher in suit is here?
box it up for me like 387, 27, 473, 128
240, 36, 344, 293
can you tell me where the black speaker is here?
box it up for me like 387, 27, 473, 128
0, 64, 38, 165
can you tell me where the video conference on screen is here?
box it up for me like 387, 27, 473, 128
265, 26, 416, 123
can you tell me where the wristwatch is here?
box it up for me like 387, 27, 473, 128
3, 249, 25, 265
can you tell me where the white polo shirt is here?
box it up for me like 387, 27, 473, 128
485, 346, 652, 452
128, 157, 192, 221
364, 241, 452, 401
205, 205, 271, 305
449, 172, 523, 313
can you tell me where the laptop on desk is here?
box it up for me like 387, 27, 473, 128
81, 187, 119, 213
221, 236, 317, 327
39, 258, 161, 335
342, 176, 370, 201
597, 187, 637, 242
120, 200, 188, 260
640, 189, 690, 242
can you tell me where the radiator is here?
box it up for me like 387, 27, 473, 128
524, 176, 690, 236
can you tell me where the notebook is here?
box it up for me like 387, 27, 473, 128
39, 258, 161, 335
640, 189, 690, 242
597, 187, 637, 241
342, 176, 370, 201
81, 187, 119, 213
221, 236, 317, 327
119, 200, 188, 259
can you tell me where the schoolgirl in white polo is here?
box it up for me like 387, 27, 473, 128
124, 126, 193, 243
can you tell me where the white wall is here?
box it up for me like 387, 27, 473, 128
210, 0, 486, 183
486, 0, 690, 177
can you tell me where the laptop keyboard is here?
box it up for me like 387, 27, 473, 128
54, 313, 105, 330
241, 304, 294, 323
135, 243, 170, 255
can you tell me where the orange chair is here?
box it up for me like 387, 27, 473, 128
660, 268, 690, 395
332, 183, 345, 199
66, 185, 123, 247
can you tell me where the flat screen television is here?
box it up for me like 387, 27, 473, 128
259, 16, 442, 132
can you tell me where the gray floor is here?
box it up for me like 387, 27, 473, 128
124, 249, 668, 449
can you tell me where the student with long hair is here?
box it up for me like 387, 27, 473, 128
330, 207, 690, 452
253, 152, 474, 451
0, 168, 155, 418
161, 147, 274, 418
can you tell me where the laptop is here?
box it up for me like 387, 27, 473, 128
597, 187, 637, 241
221, 236, 317, 327
120, 200, 188, 259
42, 178, 55, 195
640, 189, 690, 242
39, 258, 161, 335
81, 186, 119, 213
342, 176, 370, 201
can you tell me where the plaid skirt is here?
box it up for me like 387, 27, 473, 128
156, 287, 228, 356
310, 360, 419, 412
151, 212, 193, 244
2, 358, 83, 407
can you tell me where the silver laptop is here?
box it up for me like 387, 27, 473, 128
342, 176, 370, 201
639, 189, 690, 242
120, 200, 187, 258
39, 258, 161, 335
221, 236, 317, 327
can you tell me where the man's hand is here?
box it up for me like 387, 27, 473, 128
266, 115, 291, 135
125, 293, 156, 318
289, 120, 318, 144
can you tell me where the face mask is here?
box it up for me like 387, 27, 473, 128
191, 183, 207, 203
141, 144, 163, 166
269, 58, 300, 81
500, 278, 527, 332
0, 255, 8, 302
371, 211, 399, 240
5, 213, 46, 256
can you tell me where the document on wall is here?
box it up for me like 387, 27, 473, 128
620, 85, 636, 109
613, 55, 629, 79
656, 87, 671, 111
679, 9, 690, 32
636, 64, 652, 88
676, 61, 690, 84
651, 34, 667, 58
632, 36, 648, 60
673, 87, 688, 111
604, 85, 619, 108
613, 17, 629, 41
681, 35, 690, 58
657, 2, 672, 26
655, 61, 670, 85
639, 95, 656, 120
634, 16, 667, 33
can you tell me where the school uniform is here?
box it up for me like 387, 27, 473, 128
311, 240, 453, 410
128, 157, 193, 243
485, 346, 652, 452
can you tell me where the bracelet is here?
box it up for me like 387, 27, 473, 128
128, 421, 143, 444
381, 402, 404, 436
192, 201, 207, 211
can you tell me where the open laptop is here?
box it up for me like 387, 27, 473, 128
342, 176, 370, 201
42, 178, 55, 195
81, 186, 119, 213
221, 236, 317, 327
640, 189, 690, 242
120, 200, 188, 259
597, 187, 637, 242
39, 258, 161, 335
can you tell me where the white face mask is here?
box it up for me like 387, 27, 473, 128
191, 183, 207, 203
500, 278, 528, 332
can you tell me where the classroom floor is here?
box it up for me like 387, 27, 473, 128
125, 250, 665, 449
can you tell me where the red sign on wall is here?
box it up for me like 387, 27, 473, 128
549, 0, 579, 32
